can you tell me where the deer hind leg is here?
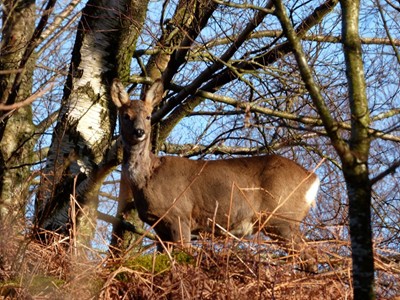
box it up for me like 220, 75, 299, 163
266, 221, 317, 273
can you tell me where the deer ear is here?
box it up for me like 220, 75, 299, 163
111, 79, 130, 107
144, 79, 164, 107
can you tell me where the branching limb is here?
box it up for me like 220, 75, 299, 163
98, 211, 156, 241
272, 0, 349, 159
371, 160, 400, 185
156, 0, 339, 143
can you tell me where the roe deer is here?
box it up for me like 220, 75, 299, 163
111, 79, 320, 271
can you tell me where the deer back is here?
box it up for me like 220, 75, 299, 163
135, 154, 319, 236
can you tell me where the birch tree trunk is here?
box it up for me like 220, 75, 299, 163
36, 0, 149, 247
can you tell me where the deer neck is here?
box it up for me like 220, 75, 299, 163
123, 141, 158, 189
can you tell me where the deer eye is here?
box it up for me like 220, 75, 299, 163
146, 115, 151, 121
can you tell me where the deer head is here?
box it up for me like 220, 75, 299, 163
111, 79, 163, 146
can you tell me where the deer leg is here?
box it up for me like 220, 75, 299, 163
154, 219, 191, 252
154, 230, 173, 252
170, 219, 192, 249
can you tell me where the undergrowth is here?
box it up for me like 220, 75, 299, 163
0, 222, 399, 299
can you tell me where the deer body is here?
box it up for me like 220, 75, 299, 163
111, 79, 319, 270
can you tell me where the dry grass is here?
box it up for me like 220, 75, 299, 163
100, 237, 354, 300
0, 222, 399, 299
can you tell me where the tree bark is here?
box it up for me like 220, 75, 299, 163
272, 0, 375, 298
340, 1, 374, 298
0, 0, 36, 222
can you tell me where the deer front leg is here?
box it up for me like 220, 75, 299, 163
170, 217, 192, 248
154, 218, 192, 252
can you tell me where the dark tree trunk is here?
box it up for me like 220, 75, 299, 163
272, 0, 375, 298
0, 0, 36, 222
340, 0, 375, 298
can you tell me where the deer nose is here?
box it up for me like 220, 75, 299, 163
133, 128, 145, 137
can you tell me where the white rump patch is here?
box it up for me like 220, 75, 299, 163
305, 177, 320, 206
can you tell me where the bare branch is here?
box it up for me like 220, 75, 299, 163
0, 83, 54, 112
160, 137, 316, 157
166, 83, 400, 143
371, 160, 400, 185
272, 0, 349, 157
212, 0, 274, 13
156, 1, 272, 123
375, 0, 400, 64
141, 31, 400, 59
97, 211, 156, 241
157, 0, 340, 143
